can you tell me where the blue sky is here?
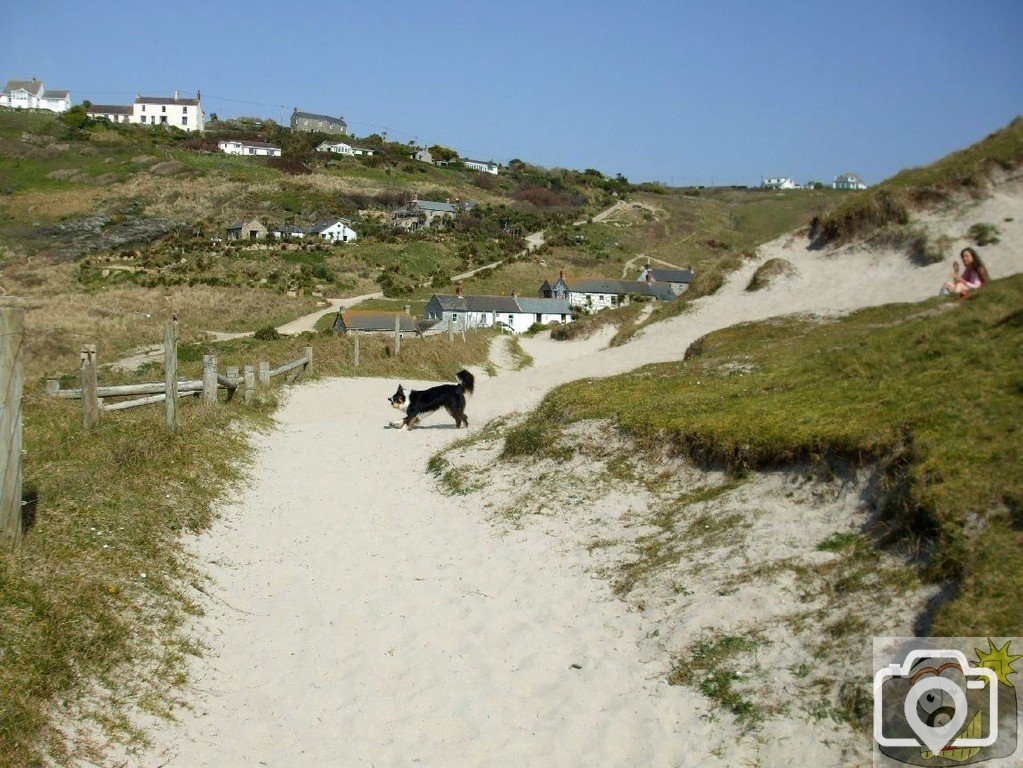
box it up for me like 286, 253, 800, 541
3, 0, 1021, 186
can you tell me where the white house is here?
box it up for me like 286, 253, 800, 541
86, 104, 133, 123
413, 148, 434, 164
424, 288, 572, 334
833, 172, 867, 190
463, 158, 499, 175
315, 141, 375, 156
218, 140, 281, 157
133, 91, 204, 132
539, 273, 676, 311
0, 79, 70, 113
762, 177, 796, 190
308, 219, 358, 243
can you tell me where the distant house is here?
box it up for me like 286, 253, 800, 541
463, 159, 499, 175
0, 79, 70, 113
226, 219, 268, 241
413, 148, 435, 164
86, 104, 133, 123
762, 177, 796, 190
392, 198, 457, 230
540, 272, 676, 310
134, 91, 204, 132
307, 219, 358, 243
833, 172, 867, 190
291, 108, 347, 135
218, 140, 281, 157
316, 141, 375, 157
424, 287, 572, 334
636, 267, 694, 295
332, 310, 419, 335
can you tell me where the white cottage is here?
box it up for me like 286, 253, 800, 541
308, 219, 358, 243
133, 91, 204, 132
218, 140, 281, 157
833, 172, 867, 190
761, 177, 796, 190
424, 289, 571, 334
463, 158, 499, 175
540, 273, 676, 310
0, 79, 70, 113
316, 141, 375, 156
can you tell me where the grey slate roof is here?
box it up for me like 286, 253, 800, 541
136, 95, 200, 106
88, 104, 133, 114
41, 90, 69, 99
3, 80, 44, 95
644, 268, 694, 284
430, 294, 570, 315
293, 110, 347, 126
334, 310, 415, 333
308, 219, 352, 234
557, 277, 677, 301
513, 297, 570, 314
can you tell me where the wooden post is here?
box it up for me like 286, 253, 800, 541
202, 355, 218, 404
394, 315, 401, 356
164, 320, 178, 431
258, 361, 270, 385
1, 307, 24, 547
244, 365, 255, 403
354, 333, 360, 367
81, 344, 100, 429
448, 317, 454, 343
45, 378, 60, 396
304, 346, 313, 374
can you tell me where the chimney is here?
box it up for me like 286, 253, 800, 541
559, 269, 564, 280
646, 272, 654, 283
455, 284, 463, 297
511, 290, 519, 298
196, 90, 201, 101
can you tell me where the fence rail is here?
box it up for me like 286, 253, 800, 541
45, 325, 312, 431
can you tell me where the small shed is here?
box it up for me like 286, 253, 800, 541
332, 310, 417, 335
226, 218, 268, 241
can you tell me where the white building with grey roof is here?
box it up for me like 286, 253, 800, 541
1, 79, 70, 113
133, 91, 204, 132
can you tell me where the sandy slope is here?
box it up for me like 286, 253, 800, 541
109, 183, 1023, 767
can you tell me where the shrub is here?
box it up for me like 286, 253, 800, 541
253, 324, 281, 341
967, 222, 1000, 246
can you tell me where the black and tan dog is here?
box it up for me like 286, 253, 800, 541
388, 370, 475, 429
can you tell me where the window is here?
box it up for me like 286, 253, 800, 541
161, 105, 166, 113
182, 106, 188, 113
181, 116, 187, 126
140, 116, 147, 124
141, 105, 146, 112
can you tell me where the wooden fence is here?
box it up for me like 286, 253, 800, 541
45, 321, 312, 431
1, 306, 24, 547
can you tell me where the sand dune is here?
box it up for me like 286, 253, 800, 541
103, 181, 1023, 767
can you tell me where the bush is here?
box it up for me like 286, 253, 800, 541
253, 324, 281, 341
967, 222, 1000, 246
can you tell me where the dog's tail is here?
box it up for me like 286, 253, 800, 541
456, 369, 475, 395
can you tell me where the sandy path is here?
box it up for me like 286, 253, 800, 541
123, 185, 1023, 766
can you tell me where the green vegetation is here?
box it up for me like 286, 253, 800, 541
746, 257, 796, 292
968, 221, 1001, 246
506, 276, 1023, 635
0, 325, 494, 765
817, 116, 1023, 245
668, 633, 767, 729
550, 302, 645, 341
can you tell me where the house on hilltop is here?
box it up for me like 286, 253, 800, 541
218, 139, 281, 157
463, 159, 499, 175
413, 148, 435, 165
134, 91, 204, 132
87, 104, 133, 123
540, 271, 676, 310
0, 79, 70, 113
833, 172, 867, 190
292, 109, 347, 135
316, 141, 375, 157
761, 177, 796, 190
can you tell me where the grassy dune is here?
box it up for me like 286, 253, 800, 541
505, 277, 1023, 635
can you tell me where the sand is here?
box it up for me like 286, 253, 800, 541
100, 181, 1023, 766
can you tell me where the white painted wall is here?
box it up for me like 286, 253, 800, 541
218, 140, 281, 157
314, 222, 358, 243
133, 99, 203, 132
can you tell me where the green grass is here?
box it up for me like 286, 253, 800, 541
818, 116, 1023, 244
0, 326, 495, 765
668, 633, 767, 730
506, 276, 1023, 635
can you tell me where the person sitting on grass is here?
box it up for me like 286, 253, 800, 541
942, 247, 989, 297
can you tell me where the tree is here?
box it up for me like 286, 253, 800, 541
428, 144, 458, 162
60, 105, 89, 130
